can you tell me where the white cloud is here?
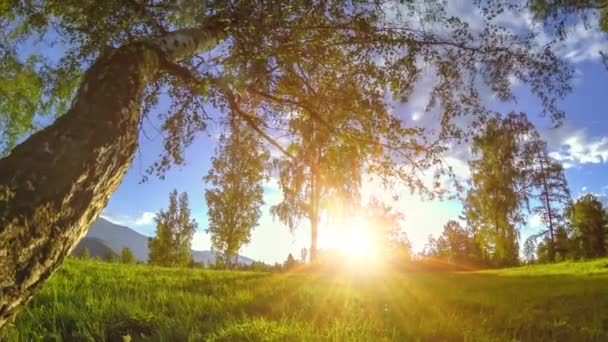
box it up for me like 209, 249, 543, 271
191, 231, 211, 251
100, 210, 157, 227
555, 23, 608, 63
545, 128, 608, 168
133, 212, 156, 226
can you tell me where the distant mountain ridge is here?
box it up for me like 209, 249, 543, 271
72, 237, 117, 259
73, 217, 254, 265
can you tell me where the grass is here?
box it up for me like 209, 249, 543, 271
3, 258, 608, 341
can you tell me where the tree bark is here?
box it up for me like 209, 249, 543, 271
538, 154, 556, 262
0, 25, 224, 329
309, 152, 323, 263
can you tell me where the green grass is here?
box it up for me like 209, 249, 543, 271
3, 258, 608, 341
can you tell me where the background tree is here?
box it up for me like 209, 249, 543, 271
80, 248, 90, 260
121, 247, 136, 264
212, 255, 226, 271
300, 248, 308, 264
363, 198, 412, 263
438, 220, 479, 264
284, 253, 297, 271
528, 140, 572, 262
205, 117, 268, 269
464, 113, 539, 266
423, 236, 440, 257
103, 252, 116, 263
149, 190, 197, 267
567, 194, 608, 258
554, 225, 575, 260
0, 0, 575, 327
523, 236, 537, 264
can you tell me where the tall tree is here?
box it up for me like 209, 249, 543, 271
528, 141, 571, 262
271, 111, 368, 262
149, 190, 198, 267
300, 248, 308, 264
0, 1, 573, 326
204, 117, 268, 269
523, 235, 537, 264
464, 113, 538, 266
284, 253, 297, 271
567, 194, 608, 258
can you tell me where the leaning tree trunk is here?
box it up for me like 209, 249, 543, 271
0, 26, 224, 329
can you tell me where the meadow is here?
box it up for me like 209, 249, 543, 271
3, 258, 608, 341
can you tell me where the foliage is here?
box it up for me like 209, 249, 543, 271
364, 198, 412, 262
566, 194, 608, 258
270, 108, 368, 261
120, 247, 136, 264
79, 247, 89, 260
531, 0, 608, 33
205, 118, 269, 268
1, 1, 573, 187
148, 190, 198, 267
428, 220, 483, 265
5, 258, 608, 340
103, 252, 116, 263
531, 0, 608, 71
464, 113, 540, 266
283, 253, 297, 271
214, 255, 225, 270
523, 235, 537, 263
528, 139, 572, 262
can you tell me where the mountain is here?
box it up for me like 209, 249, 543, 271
86, 217, 150, 261
190, 250, 254, 266
80, 217, 254, 265
72, 237, 117, 259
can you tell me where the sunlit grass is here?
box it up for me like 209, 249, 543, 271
3, 258, 608, 341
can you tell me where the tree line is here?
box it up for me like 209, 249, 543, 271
424, 113, 608, 267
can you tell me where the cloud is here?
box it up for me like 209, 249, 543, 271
100, 210, 157, 227
555, 23, 608, 64
191, 231, 211, 251
133, 212, 156, 226
545, 128, 608, 168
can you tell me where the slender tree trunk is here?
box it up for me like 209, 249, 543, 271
538, 152, 556, 262
0, 25, 224, 329
309, 168, 319, 262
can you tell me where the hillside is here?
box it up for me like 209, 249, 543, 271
4, 259, 608, 341
83, 217, 254, 265
71, 237, 117, 259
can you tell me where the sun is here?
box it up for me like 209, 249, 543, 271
339, 224, 374, 258
321, 217, 380, 262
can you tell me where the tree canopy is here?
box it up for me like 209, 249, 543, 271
205, 117, 269, 268
148, 190, 198, 267
1, 1, 573, 177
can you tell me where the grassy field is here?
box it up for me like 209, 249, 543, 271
3, 258, 608, 341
